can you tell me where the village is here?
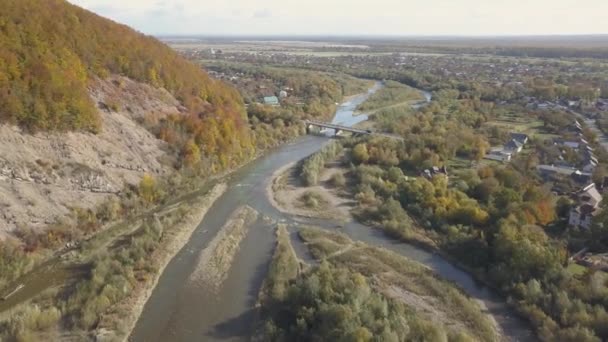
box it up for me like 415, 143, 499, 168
482, 116, 608, 271
173, 40, 608, 272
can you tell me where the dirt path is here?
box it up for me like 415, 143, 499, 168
326, 244, 357, 260
355, 99, 423, 117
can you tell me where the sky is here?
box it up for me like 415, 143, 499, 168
67, 0, 608, 36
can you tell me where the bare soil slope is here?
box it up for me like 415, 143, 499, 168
0, 76, 180, 234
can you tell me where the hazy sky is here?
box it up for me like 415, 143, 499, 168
68, 0, 608, 36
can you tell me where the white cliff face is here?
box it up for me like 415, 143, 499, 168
0, 76, 182, 234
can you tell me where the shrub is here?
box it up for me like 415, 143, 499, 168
329, 172, 346, 188
300, 141, 343, 186
299, 191, 327, 210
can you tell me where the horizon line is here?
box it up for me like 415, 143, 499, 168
153, 33, 608, 41
153, 33, 608, 40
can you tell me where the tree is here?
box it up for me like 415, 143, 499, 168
352, 143, 370, 164
139, 174, 159, 204
182, 139, 201, 168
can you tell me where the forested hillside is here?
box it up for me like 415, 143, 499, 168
0, 0, 252, 168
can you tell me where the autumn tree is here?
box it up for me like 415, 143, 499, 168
139, 174, 159, 204
352, 143, 370, 164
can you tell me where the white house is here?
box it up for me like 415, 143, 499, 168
485, 150, 512, 162
569, 183, 603, 229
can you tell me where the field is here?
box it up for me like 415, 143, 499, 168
167, 40, 390, 57
485, 110, 559, 140
356, 80, 426, 113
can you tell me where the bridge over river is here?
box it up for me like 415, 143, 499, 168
304, 119, 404, 141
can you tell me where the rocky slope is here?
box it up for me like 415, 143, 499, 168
0, 76, 180, 234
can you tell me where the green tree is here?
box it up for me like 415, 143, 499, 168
352, 143, 370, 164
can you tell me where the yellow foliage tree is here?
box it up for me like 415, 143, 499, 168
139, 174, 159, 204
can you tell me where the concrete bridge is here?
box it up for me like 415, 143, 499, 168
304, 120, 403, 141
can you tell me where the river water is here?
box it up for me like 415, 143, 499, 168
130, 83, 535, 342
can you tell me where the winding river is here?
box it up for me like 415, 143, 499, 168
130, 83, 535, 342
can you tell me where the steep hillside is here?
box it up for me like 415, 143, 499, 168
1, 0, 245, 130
0, 76, 177, 232
0, 0, 254, 233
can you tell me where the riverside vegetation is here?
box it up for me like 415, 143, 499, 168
356, 80, 425, 113
255, 226, 498, 341
0, 183, 227, 341
296, 83, 608, 340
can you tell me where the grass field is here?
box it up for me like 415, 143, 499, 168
566, 263, 588, 276
357, 80, 426, 113
485, 114, 559, 140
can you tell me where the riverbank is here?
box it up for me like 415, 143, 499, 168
118, 183, 228, 342
254, 226, 502, 341
266, 151, 437, 251
268, 162, 352, 222
264, 159, 497, 297
266, 166, 502, 336
353, 81, 427, 116
264, 152, 537, 341
189, 206, 259, 292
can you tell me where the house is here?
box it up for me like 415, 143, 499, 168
510, 133, 529, 145
538, 103, 550, 110
568, 100, 580, 108
585, 153, 599, 165
263, 96, 280, 106
564, 141, 581, 149
569, 204, 600, 230
571, 170, 593, 184
504, 139, 524, 153
554, 138, 592, 152
279, 90, 288, 98
422, 166, 448, 179
569, 183, 603, 229
572, 120, 584, 133
582, 160, 598, 173
537, 164, 585, 177
485, 150, 512, 162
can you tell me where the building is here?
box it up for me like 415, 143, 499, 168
504, 139, 524, 153
263, 96, 280, 106
582, 160, 599, 173
510, 133, 529, 145
571, 170, 593, 184
485, 132, 527, 162
422, 166, 448, 179
571, 120, 584, 133
569, 183, 603, 229
554, 138, 593, 153
485, 150, 512, 162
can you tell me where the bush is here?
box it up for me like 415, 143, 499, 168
300, 141, 343, 186
299, 191, 327, 210
329, 172, 346, 188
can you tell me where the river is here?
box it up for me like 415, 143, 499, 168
130, 83, 535, 342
